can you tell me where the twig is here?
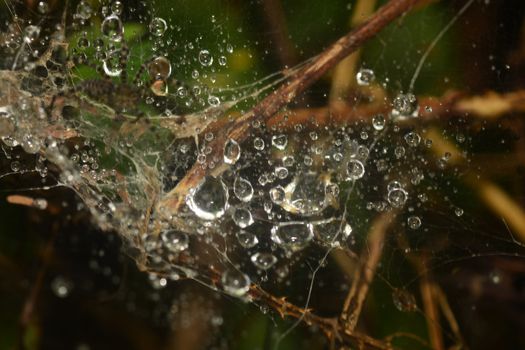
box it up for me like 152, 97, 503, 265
340, 211, 393, 331
249, 285, 392, 350
156, 0, 420, 218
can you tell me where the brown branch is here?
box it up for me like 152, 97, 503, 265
340, 211, 393, 331
249, 285, 392, 350
157, 0, 420, 218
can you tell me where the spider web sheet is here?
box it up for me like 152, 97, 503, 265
0, 0, 524, 349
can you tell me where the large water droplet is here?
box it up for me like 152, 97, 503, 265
271, 222, 313, 251
221, 269, 250, 297
101, 15, 123, 42
346, 159, 365, 181
149, 17, 167, 37
407, 215, 421, 229
223, 138, 241, 165
148, 56, 172, 80
186, 176, 228, 220
233, 177, 253, 202
356, 68, 375, 86
250, 252, 277, 270
232, 207, 253, 228
392, 93, 418, 118
198, 49, 213, 66
271, 134, 288, 150
387, 187, 408, 208
237, 230, 258, 248
282, 172, 329, 216
161, 230, 189, 252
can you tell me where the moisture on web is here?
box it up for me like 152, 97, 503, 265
1, 1, 525, 349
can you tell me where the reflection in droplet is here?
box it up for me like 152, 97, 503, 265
233, 177, 253, 202
271, 222, 313, 251
250, 252, 277, 270
186, 176, 228, 220
221, 269, 250, 297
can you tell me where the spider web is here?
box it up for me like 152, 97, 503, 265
0, 0, 524, 349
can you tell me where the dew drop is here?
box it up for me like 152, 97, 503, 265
223, 138, 241, 165
253, 137, 265, 151
232, 207, 253, 228
269, 186, 285, 204
237, 230, 258, 248
161, 230, 189, 252
101, 15, 123, 42
186, 176, 228, 220
198, 49, 213, 66
250, 252, 277, 270
372, 114, 385, 130
356, 68, 375, 86
387, 187, 408, 208
271, 134, 288, 150
407, 215, 421, 229
346, 159, 365, 180
51, 276, 72, 298
149, 17, 167, 37
392, 93, 418, 118
148, 56, 172, 80
404, 131, 421, 147
231, 177, 252, 203
271, 222, 314, 251
221, 269, 250, 297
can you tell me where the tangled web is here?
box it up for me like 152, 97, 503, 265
1, 0, 525, 348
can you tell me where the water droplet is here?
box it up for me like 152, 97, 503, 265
387, 187, 408, 208
271, 222, 314, 251
21, 134, 41, 154
51, 276, 72, 298
37, 1, 49, 14
392, 93, 418, 118
346, 159, 365, 180
103, 54, 122, 77
283, 172, 329, 216
233, 177, 253, 202
404, 131, 421, 147
23, 25, 40, 44
198, 49, 213, 66
250, 252, 277, 270
186, 176, 228, 220
237, 230, 258, 248
10, 160, 21, 172
76, 1, 93, 20
372, 114, 385, 130
253, 137, 265, 150
111, 1, 123, 15
454, 207, 464, 217
313, 219, 352, 246
148, 56, 172, 80
232, 207, 254, 228
274, 166, 288, 179
208, 95, 220, 106
221, 269, 250, 297
407, 215, 421, 229
161, 230, 189, 252
356, 68, 375, 86
271, 134, 288, 150
269, 186, 285, 204
149, 17, 167, 37
101, 15, 123, 42
223, 138, 241, 165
